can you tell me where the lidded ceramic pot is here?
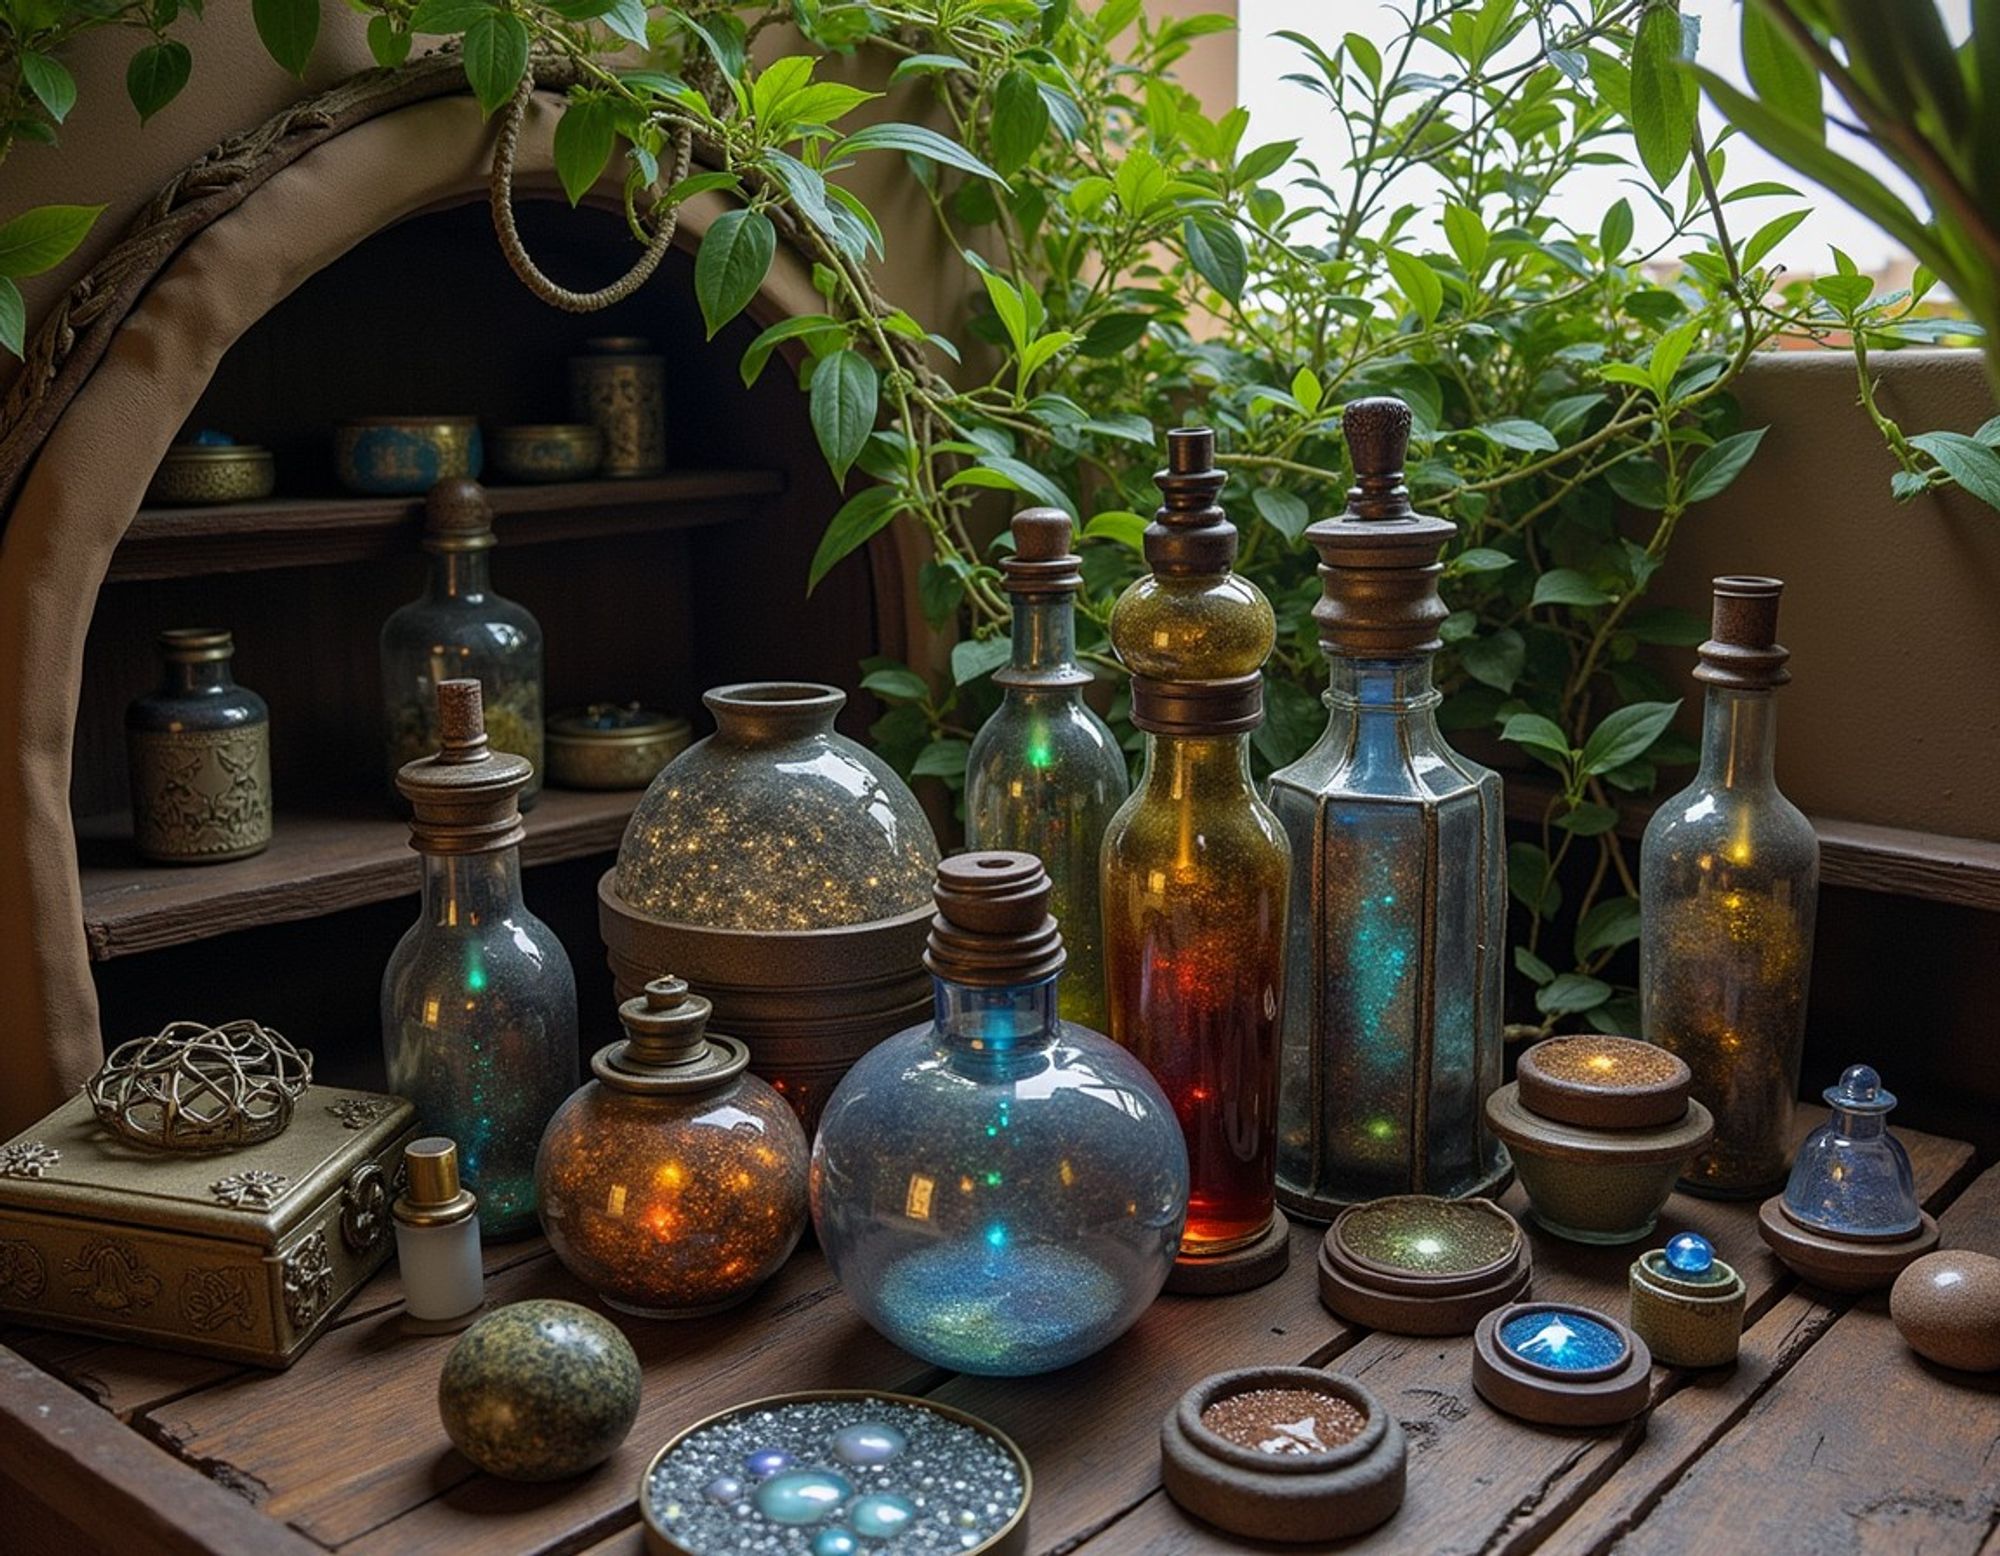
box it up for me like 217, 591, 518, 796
125, 627, 273, 863
1317, 1194, 1531, 1335
536, 977, 809, 1317
599, 682, 940, 1131
1484, 1035, 1713, 1244
1628, 1231, 1746, 1368
1472, 1302, 1653, 1426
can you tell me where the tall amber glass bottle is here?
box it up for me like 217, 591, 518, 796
1102, 428, 1291, 1284
966, 508, 1129, 1029
1641, 577, 1818, 1197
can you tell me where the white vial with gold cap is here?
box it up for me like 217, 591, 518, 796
393, 1137, 485, 1330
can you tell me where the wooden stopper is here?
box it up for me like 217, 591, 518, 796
1011, 507, 1072, 561
1146, 426, 1238, 576
434, 678, 489, 763
1342, 398, 1415, 519
1696, 575, 1790, 689
1001, 507, 1084, 598
424, 478, 496, 551
925, 852, 1066, 987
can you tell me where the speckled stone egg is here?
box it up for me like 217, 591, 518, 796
1891, 1250, 2000, 1373
438, 1300, 641, 1479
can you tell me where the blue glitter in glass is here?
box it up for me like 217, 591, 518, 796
743, 1447, 795, 1478
1499, 1309, 1627, 1372
754, 1469, 853, 1525
812, 1531, 860, 1556
849, 1494, 917, 1538
1664, 1232, 1715, 1278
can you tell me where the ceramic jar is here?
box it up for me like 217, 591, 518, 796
125, 628, 273, 863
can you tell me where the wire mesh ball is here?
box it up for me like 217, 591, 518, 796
87, 1019, 314, 1151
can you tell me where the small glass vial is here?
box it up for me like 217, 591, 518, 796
966, 508, 1130, 1029
1641, 577, 1819, 1197
392, 1136, 484, 1330
380, 479, 544, 808
1269, 399, 1508, 1215
1101, 428, 1291, 1270
382, 679, 578, 1239
125, 627, 272, 863
1781, 1066, 1919, 1238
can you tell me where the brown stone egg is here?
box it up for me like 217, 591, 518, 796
1890, 1250, 2000, 1373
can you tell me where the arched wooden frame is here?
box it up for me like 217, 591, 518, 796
0, 57, 924, 1131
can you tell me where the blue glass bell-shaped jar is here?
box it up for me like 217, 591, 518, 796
1781, 1066, 1919, 1239
1267, 399, 1508, 1216
811, 852, 1189, 1376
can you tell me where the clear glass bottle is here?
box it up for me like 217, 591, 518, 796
966, 508, 1129, 1030
380, 478, 543, 808
1780, 1065, 1919, 1239
383, 679, 577, 1239
812, 853, 1188, 1376
1101, 428, 1291, 1262
1642, 576, 1818, 1197
125, 627, 273, 863
1268, 398, 1508, 1216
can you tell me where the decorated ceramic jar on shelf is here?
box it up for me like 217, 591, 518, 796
125, 627, 273, 864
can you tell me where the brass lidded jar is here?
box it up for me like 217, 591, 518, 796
125, 627, 273, 863
536, 977, 809, 1318
570, 336, 667, 478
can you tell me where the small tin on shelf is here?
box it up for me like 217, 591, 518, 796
146, 437, 276, 505
487, 423, 604, 483
1485, 1035, 1714, 1245
1318, 1195, 1531, 1335
1160, 1366, 1406, 1542
334, 415, 483, 494
1628, 1232, 1746, 1368
1472, 1302, 1654, 1427
547, 704, 692, 790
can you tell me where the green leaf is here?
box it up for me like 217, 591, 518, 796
664, 170, 741, 204
807, 485, 899, 593
694, 208, 775, 338
1741, 3, 1822, 141
1910, 431, 2000, 510
1508, 841, 1561, 917
462, 11, 528, 117
1183, 216, 1246, 304
738, 312, 840, 387
1514, 945, 1556, 987
1575, 896, 1642, 958
1384, 247, 1443, 324
598, 0, 647, 48
0, 204, 98, 281
1739, 209, 1807, 272
1478, 417, 1558, 453
890, 53, 972, 82
1622, 606, 1709, 646
20, 54, 76, 124
1537, 973, 1613, 1017
1580, 699, 1681, 776
1532, 569, 1612, 609
366, 15, 412, 67
1081, 312, 1148, 356
1973, 415, 2000, 449
1812, 273, 1872, 314
253, 0, 318, 77
409, 0, 492, 32
553, 97, 617, 206
911, 738, 971, 780
126, 41, 191, 123
1605, 453, 1669, 509
782, 82, 879, 129
0, 276, 24, 357
1450, 547, 1515, 574
1461, 628, 1524, 693
990, 69, 1049, 176
1631, 3, 1696, 189
1235, 138, 1297, 184
809, 350, 879, 483
1251, 487, 1310, 542
1648, 319, 1700, 397
861, 667, 930, 702
950, 637, 1012, 685
835, 123, 1006, 186
1684, 426, 1767, 502
1501, 713, 1574, 761
1598, 197, 1633, 260
1290, 366, 1323, 416
1555, 802, 1621, 837
917, 562, 964, 629
1442, 202, 1489, 276
946, 456, 1073, 515
1084, 510, 1147, 553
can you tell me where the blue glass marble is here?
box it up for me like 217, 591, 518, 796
848, 1493, 918, 1538
811, 1531, 860, 1556
701, 1475, 743, 1504
754, 1469, 853, 1525
1499, 1309, 1629, 1373
1781, 1065, 1920, 1239
743, 1447, 796, 1479
831, 1421, 906, 1467
1665, 1232, 1717, 1279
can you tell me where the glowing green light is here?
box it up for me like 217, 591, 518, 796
984, 1170, 1002, 1186
1366, 1117, 1397, 1141
467, 964, 487, 993
1026, 738, 1053, 769
985, 1125, 998, 1137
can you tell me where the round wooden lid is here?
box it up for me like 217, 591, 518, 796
1516, 1035, 1692, 1129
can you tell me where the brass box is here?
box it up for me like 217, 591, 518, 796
0, 1086, 416, 1368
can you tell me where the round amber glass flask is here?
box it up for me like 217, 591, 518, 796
535, 978, 810, 1318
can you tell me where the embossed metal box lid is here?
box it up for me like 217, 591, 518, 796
0, 1086, 416, 1369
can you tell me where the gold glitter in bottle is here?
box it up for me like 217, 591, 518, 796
1641, 578, 1818, 1197
1101, 428, 1290, 1258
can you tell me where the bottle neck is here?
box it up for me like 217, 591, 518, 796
1326, 655, 1439, 720
419, 850, 524, 927
161, 657, 233, 695
1698, 687, 1777, 789
1829, 1106, 1886, 1141
1140, 732, 1259, 800
428, 548, 491, 602
1009, 596, 1079, 675
933, 974, 1061, 1060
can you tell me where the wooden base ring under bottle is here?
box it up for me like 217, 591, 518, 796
1471, 1302, 1653, 1427
1756, 1196, 1941, 1293
1166, 1209, 1293, 1296
1318, 1196, 1533, 1334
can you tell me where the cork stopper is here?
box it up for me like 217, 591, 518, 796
395, 679, 532, 854
1305, 396, 1457, 657
157, 627, 234, 663
924, 853, 1066, 988
394, 1136, 477, 1227
1001, 507, 1083, 597
1144, 428, 1239, 576
593, 975, 748, 1093
1694, 576, 1790, 689
423, 478, 497, 553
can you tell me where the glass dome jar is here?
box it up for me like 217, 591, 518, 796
812, 853, 1189, 1376
1781, 1065, 1919, 1239
536, 977, 810, 1317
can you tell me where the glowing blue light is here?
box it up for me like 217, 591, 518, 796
984, 1224, 1007, 1249
1664, 1231, 1716, 1278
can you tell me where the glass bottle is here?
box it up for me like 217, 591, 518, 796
1641, 576, 1818, 1197
391, 1136, 485, 1329
1268, 398, 1508, 1216
382, 679, 578, 1239
380, 478, 543, 808
1101, 428, 1291, 1264
1779, 1065, 1919, 1239
812, 852, 1188, 1375
535, 976, 810, 1318
125, 627, 273, 863
966, 508, 1130, 1030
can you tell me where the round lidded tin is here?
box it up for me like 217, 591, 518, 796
1472, 1302, 1653, 1426
488, 423, 604, 483
571, 336, 667, 477
147, 441, 276, 505
1160, 1366, 1405, 1542
547, 704, 692, 790
1516, 1035, 1691, 1130
333, 416, 482, 494
1627, 1232, 1746, 1368
638, 1390, 1028, 1556
1318, 1195, 1531, 1335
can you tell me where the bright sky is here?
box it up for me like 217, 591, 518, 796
1239, 0, 1972, 274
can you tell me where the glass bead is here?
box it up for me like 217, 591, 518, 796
743, 1448, 795, 1479
704, 1476, 745, 1504
811, 1531, 860, 1556
849, 1494, 918, 1539
753, 1470, 853, 1525
1664, 1232, 1715, 1278
831, 1422, 906, 1467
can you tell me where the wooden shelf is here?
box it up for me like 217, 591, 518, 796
107, 469, 786, 582
77, 787, 636, 962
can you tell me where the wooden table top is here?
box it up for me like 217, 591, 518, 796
2, 1123, 1993, 1556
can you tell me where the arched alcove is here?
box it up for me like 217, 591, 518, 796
0, 75, 927, 1130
